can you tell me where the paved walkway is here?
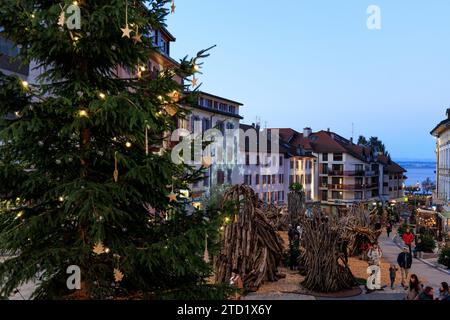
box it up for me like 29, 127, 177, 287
379, 232, 450, 290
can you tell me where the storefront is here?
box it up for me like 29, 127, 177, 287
437, 206, 450, 240
416, 208, 438, 236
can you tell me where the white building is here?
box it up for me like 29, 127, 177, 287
431, 109, 450, 205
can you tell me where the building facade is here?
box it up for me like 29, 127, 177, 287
431, 109, 450, 205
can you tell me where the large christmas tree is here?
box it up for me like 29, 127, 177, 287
0, 0, 227, 299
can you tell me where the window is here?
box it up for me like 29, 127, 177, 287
322, 154, 329, 162
321, 164, 328, 174
272, 175, 276, 184
289, 175, 294, 185
217, 170, 225, 185
229, 105, 236, 114
307, 191, 312, 200
267, 175, 271, 185
355, 192, 363, 200
355, 164, 364, 173
290, 160, 295, 170
279, 174, 284, 184
321, 177, 328, 187
333, 153, 343, 161
244, 175, 252, 185
306, 174, 312, 184
321, 190, 328, 201
298, 160, 302, 170
263, 175, 267, 185
279, 156, 284, 167
256, 174, 260, 185
245, 154, 250, 166
332, 191, 344, 200
355, 177, 364, 187
227, 169, 232, 184
213, 101, 219, 110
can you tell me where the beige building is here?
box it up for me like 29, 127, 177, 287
431, 109, 450, 205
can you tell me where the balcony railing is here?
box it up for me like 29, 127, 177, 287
328, 184, 379, 190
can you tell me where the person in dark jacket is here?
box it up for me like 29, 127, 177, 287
397, 247, 413, 287
437, 282, 450, 301
418, 287, 434, 300
386, 223, 393, 238
288, 224, 296, 244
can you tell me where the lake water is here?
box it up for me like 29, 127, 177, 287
396, 161, 436, 186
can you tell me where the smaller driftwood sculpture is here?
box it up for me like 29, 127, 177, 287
215, 185, 284, 289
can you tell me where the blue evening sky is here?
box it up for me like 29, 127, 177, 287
167, 0, 450, 161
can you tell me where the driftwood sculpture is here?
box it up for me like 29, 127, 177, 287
215, 185, 284, 289
289, 192, 382, 293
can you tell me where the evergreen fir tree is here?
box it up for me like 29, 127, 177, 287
0, 0, 228, 299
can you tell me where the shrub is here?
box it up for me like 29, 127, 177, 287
289, 183, 303, 192
438, 246, 450, 269
419, 234, 436, 253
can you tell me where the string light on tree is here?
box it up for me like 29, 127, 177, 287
21, 80, 29, 89
78, 109, 88, 117
98, 92, 106, 100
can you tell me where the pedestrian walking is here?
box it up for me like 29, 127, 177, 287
413, 237, 423, 259
417, 286, 434, 300
397, 247, 413, 287
229, 269, 244, 300
405, 274, 422, 300
389, 264, 398, 290
437, 282, 450, 301
386, 223, 393, 238
367, 243, 383, 266
402, 227, 415, 253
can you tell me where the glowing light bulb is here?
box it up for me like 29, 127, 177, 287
73, 1, 78, 5
193, 64, 200, 71
58, 196, 65, 202
16, 212, 24, 218
105, 248, 110, 254
73, 36, 79, 41
125, 142, 132, 148
98, 92, 106, 99
139, 65, 146, 72
21, 81, 29, 88
78, 110, 88, 117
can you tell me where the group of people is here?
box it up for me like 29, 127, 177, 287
400, 275, 450, 301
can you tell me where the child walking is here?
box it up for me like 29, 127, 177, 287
389, 264, 398, 290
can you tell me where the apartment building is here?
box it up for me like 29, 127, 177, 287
378, 155, 407, 201
264, 127, 406, 211
431, 109, 450, 205
188, 92, 243, 201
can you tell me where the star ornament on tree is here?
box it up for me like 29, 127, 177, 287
93, 242, 106, 255
167, 192, 177, 203
114, 268, 124, 283
171, 0, 176, 14
191, 76, 198, 88
121, 25, 131, 38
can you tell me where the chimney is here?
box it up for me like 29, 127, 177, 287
303, 127, 312, 138
350, 137, 353, 144
447, 108, 450, 119
327, 128, 330, 133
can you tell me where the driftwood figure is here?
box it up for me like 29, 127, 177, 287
215, 185, 284, 289
299, 205, 357, 292
287, 190, 305, 225
290, 193, 382, 293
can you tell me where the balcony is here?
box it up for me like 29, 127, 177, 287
328, 184, 378, 191
344, 170, 378, 177
329, 170, 344, 176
